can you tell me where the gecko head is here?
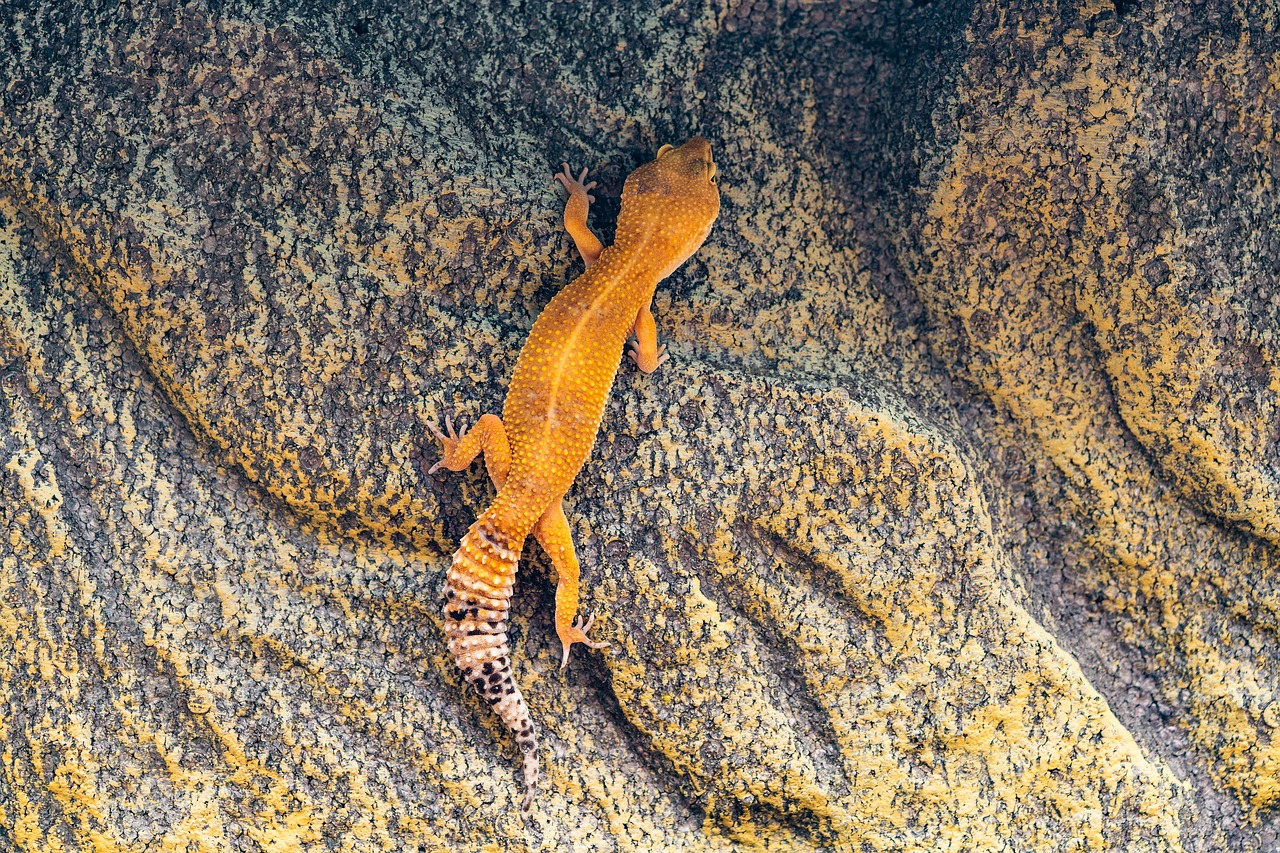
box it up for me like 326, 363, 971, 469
618, 137, 720, 272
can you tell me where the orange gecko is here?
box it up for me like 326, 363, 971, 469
430, 138, 720, 812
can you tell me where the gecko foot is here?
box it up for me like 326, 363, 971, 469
627, 338, 669, 374
558, 612, 610, 670
427, 414, 467, 475
554, 163, 597, 203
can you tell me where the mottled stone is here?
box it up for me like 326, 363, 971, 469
0, 0, 1275, 850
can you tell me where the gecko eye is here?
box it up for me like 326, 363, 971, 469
657, 144, 675, 158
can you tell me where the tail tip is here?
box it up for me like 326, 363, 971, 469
520, 752, 539, 816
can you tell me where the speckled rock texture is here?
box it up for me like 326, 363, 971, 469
1, 0, 1276, 849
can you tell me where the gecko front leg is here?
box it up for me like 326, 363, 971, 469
626, 301, 668, 374
554, 163, 604, 267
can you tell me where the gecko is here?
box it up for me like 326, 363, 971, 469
429, 137, 720, 813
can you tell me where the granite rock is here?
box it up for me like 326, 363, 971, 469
0, 0, 1275, 849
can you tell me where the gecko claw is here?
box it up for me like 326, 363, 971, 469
559, 612, 610, 670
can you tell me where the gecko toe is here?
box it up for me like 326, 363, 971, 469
556, 163, 579, 192
578, 613, 610, 649
555, 165, 597, 200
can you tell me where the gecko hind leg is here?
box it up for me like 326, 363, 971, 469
428, 412, 510, 489
532, 500, 610, 669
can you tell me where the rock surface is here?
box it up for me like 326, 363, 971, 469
0, 0, 1276, 849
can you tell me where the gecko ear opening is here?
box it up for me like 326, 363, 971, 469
657, 144, 675, 158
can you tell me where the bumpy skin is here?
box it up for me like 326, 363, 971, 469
431, 138, 720, 812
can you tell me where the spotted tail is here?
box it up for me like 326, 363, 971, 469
442, 506, 539, 813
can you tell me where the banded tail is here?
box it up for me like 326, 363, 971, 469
442, 506, 539, 813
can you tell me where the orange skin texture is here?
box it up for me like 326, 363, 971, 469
431, 138, 720, 812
